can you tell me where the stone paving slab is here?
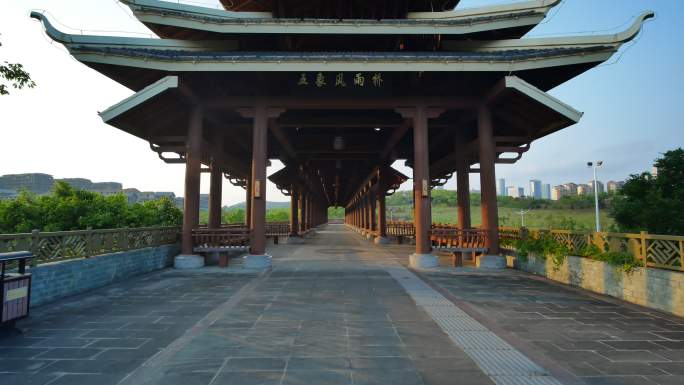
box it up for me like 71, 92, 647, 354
0, 269, 257, 385
419, 269, 684, 385
7, 224, 679, 385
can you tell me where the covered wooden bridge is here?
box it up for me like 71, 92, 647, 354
32, 0, 653, 268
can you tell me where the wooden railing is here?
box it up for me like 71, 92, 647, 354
192, 227, 250, 250
386, 221, 415, 237
499, 227, 684, 272
430, 227, 487, 250
0, 227, 180, 266
265, 222, 290, 237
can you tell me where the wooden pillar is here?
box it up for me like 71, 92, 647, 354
299, 191, 307, 233
478, 105, 500, 255
413, 107, 431, 255
249, 105, 268, 256
245, 178, 252, 227
290, 185, 299, 236
376, 176, 387, 238
181, 107, 203, 255
456, 158, 471, 230
370, 191, 377, 233
208, 162, 223, 229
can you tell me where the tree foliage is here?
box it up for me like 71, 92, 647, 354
610, 148, 684, 235
0, 182, 182, 233
1, 39, 36, 95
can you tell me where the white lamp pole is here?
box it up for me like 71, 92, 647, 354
587, 161, 603, 232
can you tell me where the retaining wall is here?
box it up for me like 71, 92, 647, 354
28, 244, 180, 307
510, 254, 684, 317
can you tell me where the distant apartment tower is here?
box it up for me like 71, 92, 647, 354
577, 184, 591, 195
588, 180, 605, 194
497, 178, 506, 196
0, 173, 55, 194
541, 183, 551, 200
529, 179, 542, 199
606, 180, 624, 193
551, 185, 567, 201
507, 186, 524, 198
562, 182, 578, 195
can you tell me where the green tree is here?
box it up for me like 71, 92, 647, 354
610, 148, 684, 235
1, 38, 36, 95
0, 182, 182, 233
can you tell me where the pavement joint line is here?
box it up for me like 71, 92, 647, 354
115, 268, 272, 385
367, 245, 564, 384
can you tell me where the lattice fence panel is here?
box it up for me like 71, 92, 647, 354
646, 239, 682, 270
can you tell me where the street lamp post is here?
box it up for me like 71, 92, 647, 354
587, 161, 603, 232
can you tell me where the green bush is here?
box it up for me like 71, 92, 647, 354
591, 251, 644, 273
0, 182, 182, 233
506, 233, 569, 269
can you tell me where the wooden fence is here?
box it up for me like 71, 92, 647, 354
499, 226, 684, 272
0, 227, 180, 266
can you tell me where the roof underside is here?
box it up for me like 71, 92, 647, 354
219, 0, 461, 18
101, 75, 580, 206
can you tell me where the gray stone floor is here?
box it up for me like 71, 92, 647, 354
2, 224, 682, 385
421, 270, 684, 385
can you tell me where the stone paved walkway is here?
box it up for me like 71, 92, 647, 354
1, 224, 683, 385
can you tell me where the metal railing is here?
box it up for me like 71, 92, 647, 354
499, 226, 684, 272
0, 227, 180, 266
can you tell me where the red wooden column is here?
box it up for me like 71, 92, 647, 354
208, 161, 223, 229
456, 155, 471, 230
181, 107, 203, 255
289, 185, 299, 237
245, 178, 252, 227
478, 105, 502, 263
248, 105, 268, 261
178, 107, 205, 268
299, 191, 307, 233
406, 106, 439, 268
369, 190, 377, 238
374, 169, 389, 244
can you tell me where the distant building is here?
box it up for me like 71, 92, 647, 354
588, 180, 605, 194
58, 178, 93, 190
551, 185, 567, 201
0, 189, 18, 199
497, 178, 506, 196
91, 182, 123, 195
0, 173, 54, 194
577, 184, 591, 195
541, 183, 551, 200
562, 182, 578, 195
652, 166, 659, 177
606, 180, 624, 193
529, 179, 542, 199
507, 186, 524, 198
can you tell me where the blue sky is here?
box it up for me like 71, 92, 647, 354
0, 0, 680, 203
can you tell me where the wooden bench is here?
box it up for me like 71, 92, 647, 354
192, 228, 250, 267
430, 228, 488, 267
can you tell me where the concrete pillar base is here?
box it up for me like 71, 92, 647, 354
174, 254, 205, 269
286, 236, 305, 244
476, 255, 506, 269
366, 233, 374, 240
243, 254, 272, 269
409, 253, 439, 269
374, 236, 390, 245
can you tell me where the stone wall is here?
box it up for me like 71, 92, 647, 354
28, 244, 180, 307
509, 254, 684, 318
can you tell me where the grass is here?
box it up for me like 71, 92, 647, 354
387, 205, 616, 231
